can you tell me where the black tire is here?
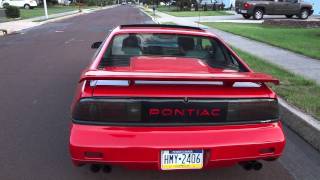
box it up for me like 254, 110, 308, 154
253, 8, 264, 20
298, 9, 309, 19
24, 4, 30, 9
242, 14, 251, 19
285, 15, 293, 18
3, 3, 9, 8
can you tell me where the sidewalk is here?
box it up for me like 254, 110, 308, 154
150, 9, 320, 85
0, 5, 117, 35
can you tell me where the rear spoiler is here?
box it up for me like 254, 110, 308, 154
79, 70, 279, 85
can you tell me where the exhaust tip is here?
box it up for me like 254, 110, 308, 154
253, 162, 263, 171
243, 163, 253, 171
240, 161, 263, 171
102, 165, 112, 173
90, 164, 101, 173
239, 161, 253, 171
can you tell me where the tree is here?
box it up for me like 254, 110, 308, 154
176, 0, 192, 11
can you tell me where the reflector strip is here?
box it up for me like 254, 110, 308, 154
233, 82, 261, 87
135, 80, 223, 85
90, 80, 130, 87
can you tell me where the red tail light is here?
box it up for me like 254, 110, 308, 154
243, 3, 251, 9
72, 98, 279, 125
72, 99, 141, 123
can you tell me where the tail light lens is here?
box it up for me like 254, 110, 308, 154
72, 99, 141, 122
227, 99, 279, 122
72, 98, 279, 124
243, 3, 251, 9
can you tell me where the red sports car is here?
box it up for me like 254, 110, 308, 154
69, 24, 285, 173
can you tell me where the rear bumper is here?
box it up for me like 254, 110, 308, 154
69, 122, 285, 170
235, 8, 254, 15
310, 10, 314, 15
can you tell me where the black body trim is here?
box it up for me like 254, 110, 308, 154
72, 118, 279, 126
72, 97, 280, 126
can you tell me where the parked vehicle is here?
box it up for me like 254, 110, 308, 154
170, 0, 176, 6
0, 0, 37, 9
69, 24, 285, 172
199, 0, 215, 8
199, 0, 224, 8
235, 0, 314, 20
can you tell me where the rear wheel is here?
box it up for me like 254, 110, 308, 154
3, 3, 9, 8
24, 4, 30, 9
253, 8, 264, 20
299, 9, 309, 19
285, 15, 293, 18
242, 14, 251, 19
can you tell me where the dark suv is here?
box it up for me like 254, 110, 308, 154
235, 0, 314, 20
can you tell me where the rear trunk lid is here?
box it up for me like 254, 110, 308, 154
73, 57, 279, 125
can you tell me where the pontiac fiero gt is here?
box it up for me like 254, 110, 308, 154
69, 24, 285, 172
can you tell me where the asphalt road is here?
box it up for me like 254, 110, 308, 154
0, 5, 320, 180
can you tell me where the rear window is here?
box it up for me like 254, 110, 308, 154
99, 33, 243, 71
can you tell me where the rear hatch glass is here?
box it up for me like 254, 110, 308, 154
99, 33, 245, 72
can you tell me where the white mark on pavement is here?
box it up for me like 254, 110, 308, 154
65, 38, 75, 44
64, 38, 85, 44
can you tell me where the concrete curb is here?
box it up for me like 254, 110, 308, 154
138, 6, 159, 24
279, 98, 320, 152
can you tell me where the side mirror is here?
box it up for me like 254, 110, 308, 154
91, 41, 102, 49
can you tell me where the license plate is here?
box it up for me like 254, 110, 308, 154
161, 150, 203, 170
240, 10, 248, 13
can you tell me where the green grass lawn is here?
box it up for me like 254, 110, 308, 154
20, 6, 79, 19
234, 48, 320, 120
202, 22, 320, 60
156, 6, 231, 17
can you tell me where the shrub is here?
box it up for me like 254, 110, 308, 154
203, 4, 208, 11
5, 6, 20, 18
83, 0, 98, 6
87, 0, 96, 6
47, 0, 58, 6
194, 3, 198, 11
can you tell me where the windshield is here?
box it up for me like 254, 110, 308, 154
99, 33, 243, 71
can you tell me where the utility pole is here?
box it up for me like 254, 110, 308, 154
78, 0, 82, 12
153, 0, 155, 16
43, 0, 49, 19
